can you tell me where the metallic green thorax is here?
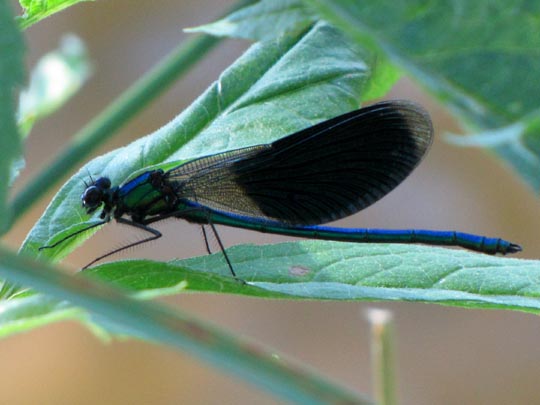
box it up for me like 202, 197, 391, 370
115, 170, 176, 221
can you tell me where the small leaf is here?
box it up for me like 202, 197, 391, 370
446, 123, 525, 148
17, 0, 94, 30
0, 294, 84, 338
11, 34, 92, 186
446, 110, 540, 190
186, 0, 315, 41
18, 34, 92, 138
359, 56, 401, 102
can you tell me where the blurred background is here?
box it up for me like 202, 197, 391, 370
5, 0, 540, 404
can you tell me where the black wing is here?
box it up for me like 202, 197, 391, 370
166, 100, 433, 225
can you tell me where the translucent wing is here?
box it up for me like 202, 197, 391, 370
165, 100, 433, 225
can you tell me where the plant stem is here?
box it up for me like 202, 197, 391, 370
367, 308, 397, 405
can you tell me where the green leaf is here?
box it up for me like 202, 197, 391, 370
17, 0, 94, 29
88, 242, 540, 313
186, 0, 315, 41
0, 247, 371, 404
360, 56, 401, 102
22, 22, 373, 260
0, 1, 25, 233
187, 0, 400, 101
303, 0, 540, 189
18, 34, 92, 138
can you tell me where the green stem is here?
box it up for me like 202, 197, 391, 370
9, 0, 255, 227
0, 247, 372, 404
368, 308, 397, 405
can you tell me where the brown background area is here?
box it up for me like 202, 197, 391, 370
5, 1, 540, 404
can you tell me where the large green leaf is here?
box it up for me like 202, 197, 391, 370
303, 0, 540, 189
21, 22, 374, 260
86, 242, 540, 313
0, 1, 25, 233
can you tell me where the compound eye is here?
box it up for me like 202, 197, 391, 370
82, 186, 102, 210
95, 177, 111, 190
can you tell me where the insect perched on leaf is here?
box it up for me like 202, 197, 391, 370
40, 100, 521, 278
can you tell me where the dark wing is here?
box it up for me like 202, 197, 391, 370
166, 100, 433, 225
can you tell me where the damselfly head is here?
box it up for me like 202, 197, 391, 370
81, 177, 111, 213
